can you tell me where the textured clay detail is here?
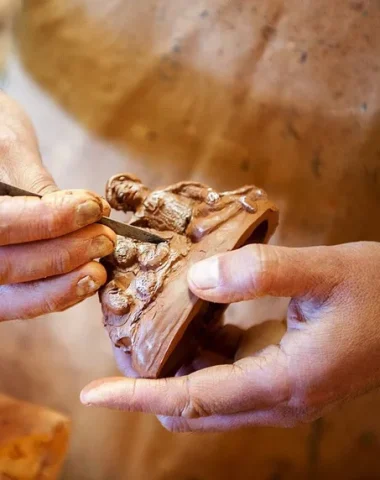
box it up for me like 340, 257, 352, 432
101, 174, 279, 378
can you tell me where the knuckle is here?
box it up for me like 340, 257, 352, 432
159, 416, 192, 433
42, 203, 70, 238
127, 378, 138, 412
28, 173, 55, 196
246, 244, 281, 295
0, 286, 9, 322
271, 344, 300, 407
179, 377, 212, 419
0, 198, 12, 244
54, 245, 77, 274
41, 294, 60, 315
38, 284, 74, 315
44, 192, 100, 235
180, 398, 209, 419
0, 249, 11, 283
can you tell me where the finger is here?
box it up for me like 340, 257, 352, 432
0, 261, 107, 321
113, 346, 140, 379
158, 408, 294, 433
80, 345, 290, 418
0, 94, 112, 240
201, 324, 245, 360
100, 198, 111, 217
0, 224, 115, 285
0, 92, 58, 195
184, 350, 232, 375
0, 189, 108, 246
188, 244, 343, 303
172, 351, 230, 377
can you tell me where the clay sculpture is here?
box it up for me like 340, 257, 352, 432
100, 173, 279, 378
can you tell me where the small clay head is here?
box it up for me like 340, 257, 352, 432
106, 173, 151, 211
113, 236, 138, 268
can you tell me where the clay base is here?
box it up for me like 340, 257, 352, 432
102, 208, 278, 378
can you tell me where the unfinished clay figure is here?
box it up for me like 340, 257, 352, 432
101, 173, 279, 378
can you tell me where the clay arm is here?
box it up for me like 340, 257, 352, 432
162, 181, 212, 202
187, 201, 242, 241
220, 185, 264, 200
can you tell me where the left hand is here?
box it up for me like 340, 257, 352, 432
81, 241, 380, 433
0, 92, 115, 321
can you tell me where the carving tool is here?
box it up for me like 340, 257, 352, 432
0, 181, 165, 244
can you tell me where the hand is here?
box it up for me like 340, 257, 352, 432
81, 241, 380, 433
0, 92, 116, 321
81, 243, 380, 431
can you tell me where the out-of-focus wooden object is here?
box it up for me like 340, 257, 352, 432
0, 394, 70, 480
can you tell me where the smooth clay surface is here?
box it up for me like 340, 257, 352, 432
101, 174, 279, 378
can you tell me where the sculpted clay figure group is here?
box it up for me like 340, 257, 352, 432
106, 173, 266, 241
100, 173, 279, 378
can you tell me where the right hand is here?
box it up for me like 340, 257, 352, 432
0, 92, 116, 322
82, 241, 380, 434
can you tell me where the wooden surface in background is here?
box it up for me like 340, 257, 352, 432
0, 393, 70, 480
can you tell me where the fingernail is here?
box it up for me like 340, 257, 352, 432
80, 389, 96, 406
81, 384, 108, 406
89, 235, 115, 258
188, 257, 220, 290
76, 199, 102, 226
76, 275, 101, 297
80, 379, 126, 406
100, 198, 111, 217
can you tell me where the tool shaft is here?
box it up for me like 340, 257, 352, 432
0, 181, 165, 244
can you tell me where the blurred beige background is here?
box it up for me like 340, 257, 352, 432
0, 0, 380, 478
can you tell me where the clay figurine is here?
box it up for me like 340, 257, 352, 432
100, 173, 279, 378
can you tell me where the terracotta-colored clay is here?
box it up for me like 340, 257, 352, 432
101, 174, 279, 378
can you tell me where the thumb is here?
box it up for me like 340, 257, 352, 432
16, 162, 58, 196
188, 244, 342, 303
0, 92, 58, 195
